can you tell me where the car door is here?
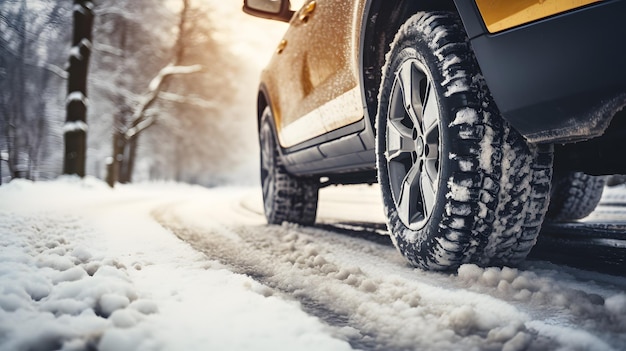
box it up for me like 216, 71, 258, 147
265, 0, 365, 148
300, 0, 365, 133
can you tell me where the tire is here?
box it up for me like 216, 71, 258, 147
259, 107, 319, 225
606, 175, 626, 187
546, 172, 605, 221
375, 12, 553, 271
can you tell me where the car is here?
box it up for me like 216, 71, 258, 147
243, 0, 626, 270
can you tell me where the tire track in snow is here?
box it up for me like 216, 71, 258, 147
152, 204, 384, 351
152, 197, 626, 351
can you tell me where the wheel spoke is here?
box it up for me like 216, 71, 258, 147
260, 127, 274, 173
261, 145, 271, 172
422, 80, 438, 134
260, 124, 276, 216
386, 117, 415, 161
261, 133, 274, 213
262, 173, 271, 198
397, 61, 422, 128
420, 166, 437, 219
424, 141, 439, 164
397, 164, 421, 225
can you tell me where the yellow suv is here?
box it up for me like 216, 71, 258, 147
243, 0, 626, 270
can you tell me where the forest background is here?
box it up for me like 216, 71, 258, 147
0, 0, 286, 186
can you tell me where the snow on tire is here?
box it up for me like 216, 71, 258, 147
260, 107, 319, 225
375, 12, 553, 271
546, 172, 605, 221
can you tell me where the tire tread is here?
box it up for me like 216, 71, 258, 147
377, 12, 553, 270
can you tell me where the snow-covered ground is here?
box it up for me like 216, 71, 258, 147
0, 178, 354, 351
1, 178, 625, 351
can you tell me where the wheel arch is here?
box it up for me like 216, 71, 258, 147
359, 0, 457, 131
256, 83, 271, 132
256, 85, 289, 164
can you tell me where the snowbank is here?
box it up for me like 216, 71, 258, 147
0, 178, 352, 351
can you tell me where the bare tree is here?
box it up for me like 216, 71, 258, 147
1, 0, 242, 185
105, 0, 201, 187
63, 0, 94, 176
1, 0, 29, 179
139, 1, 240, 185
1, 0, 69, 181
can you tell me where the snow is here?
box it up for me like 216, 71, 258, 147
147, 64, 202, 92
80, 38, 92, 51
63, 121, 88, 133
479, 122, 495, 173
605, 293, 626, 314
0, 178, 353, 351
69, 46, 82, 60
73, 2, 94, 15
441, 54, 461, 72
444, 80, 470, 98
447, 176, 472, 202
1, 179, 625, 351
66, 91, 88, 106
448, 107, 478, 127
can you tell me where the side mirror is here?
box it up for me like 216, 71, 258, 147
243, 0, 294, 22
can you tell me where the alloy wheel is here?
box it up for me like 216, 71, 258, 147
385, 58, 441, 230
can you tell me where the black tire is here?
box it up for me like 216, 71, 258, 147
375, 12, 553, 271
259, 107, 319, 225
606, 174, 626, 187
546, 172, 605, 221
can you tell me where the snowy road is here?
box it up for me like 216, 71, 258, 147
1, 179, 625, 351
156, 184, 626, 351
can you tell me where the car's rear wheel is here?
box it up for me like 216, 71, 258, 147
376, 12, 553, 270
260, 107, 319, 225
546, 172, 605, 221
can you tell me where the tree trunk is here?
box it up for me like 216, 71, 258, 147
119, 135, 138, 184
106, 130, 125, 187
106, 0, 197, 185
63, 0, 94, 176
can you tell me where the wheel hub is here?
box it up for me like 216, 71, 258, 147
415, 136, 424, 157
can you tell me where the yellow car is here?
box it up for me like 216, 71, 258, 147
243, 0, 626, 270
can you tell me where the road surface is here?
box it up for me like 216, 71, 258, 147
153, 184, 626, 351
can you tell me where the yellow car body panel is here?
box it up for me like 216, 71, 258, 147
261, 0, 366, 148
475, 0, 601, 33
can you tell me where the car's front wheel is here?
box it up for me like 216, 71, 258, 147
259, 107, 319, 225
376, 12, 553, 270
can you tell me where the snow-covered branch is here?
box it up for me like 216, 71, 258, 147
148, 64, 202, 91
94, 7, 133, 20
123, 63, 202, 140
125, 115, 155, 140
157, 91, 217, 109
21, 61, 68, 79
44, 63, 68, 79
93, 42, 124, 56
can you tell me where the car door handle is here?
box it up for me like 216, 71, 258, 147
276, 39, 287, 54
299, 1, 316, 23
